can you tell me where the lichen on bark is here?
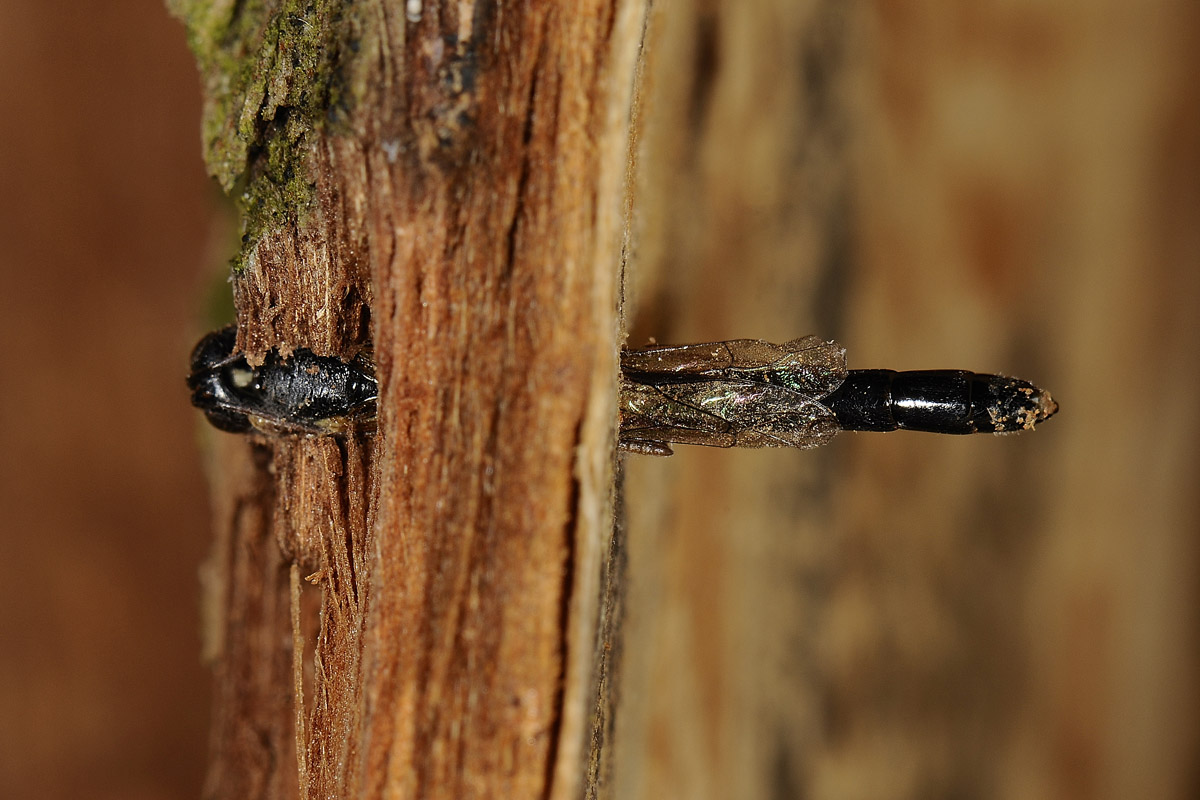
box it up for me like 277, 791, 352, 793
169, 0, 350, 269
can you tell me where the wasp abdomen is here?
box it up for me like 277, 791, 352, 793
822, 369, 1057, 435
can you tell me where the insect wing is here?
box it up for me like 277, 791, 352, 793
622, 336, 846, 396
619, 376, 841, 450
621, 378, 738, 448
621, 341, 740, 375
724, 336, 847, 395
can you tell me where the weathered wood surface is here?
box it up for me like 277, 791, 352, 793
175, 1, 647, 797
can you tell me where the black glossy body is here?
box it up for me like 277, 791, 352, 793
187, 326, 377, 435
822, 369, 1051, 434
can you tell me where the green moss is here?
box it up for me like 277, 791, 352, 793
169, 0, 349, 270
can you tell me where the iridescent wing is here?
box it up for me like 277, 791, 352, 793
619, 374, 844, 454
619, 337, 849, 454
620, 336, 847, 396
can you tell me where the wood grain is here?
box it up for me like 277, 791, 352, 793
181, 1, 647, 797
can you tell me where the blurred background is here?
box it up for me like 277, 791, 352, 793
0, 2, 214, 798
619, 2, 1199, 800
0, 2, 1197, 800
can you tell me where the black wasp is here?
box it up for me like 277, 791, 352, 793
189, 329, 1056, 454
187, 326, 377, 436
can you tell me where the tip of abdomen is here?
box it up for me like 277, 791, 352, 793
982, 376, 1059, 433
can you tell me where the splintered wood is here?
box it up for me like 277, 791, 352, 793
185, 2, 645, 798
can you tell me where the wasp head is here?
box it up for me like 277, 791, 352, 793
186, 326, 254, 433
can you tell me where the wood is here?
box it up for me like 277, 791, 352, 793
175, 2, 647, 797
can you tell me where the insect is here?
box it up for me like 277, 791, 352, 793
619, 336, 1057, 455
188, 329, 1057, 454
187, 326, 377, 436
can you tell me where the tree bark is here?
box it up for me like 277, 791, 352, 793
175, 1, 647, 797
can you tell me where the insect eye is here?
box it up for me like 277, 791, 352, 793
227, 366, 257, 390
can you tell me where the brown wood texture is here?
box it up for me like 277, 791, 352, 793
182, 2, 647, 798
617, 2, 1200, 800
